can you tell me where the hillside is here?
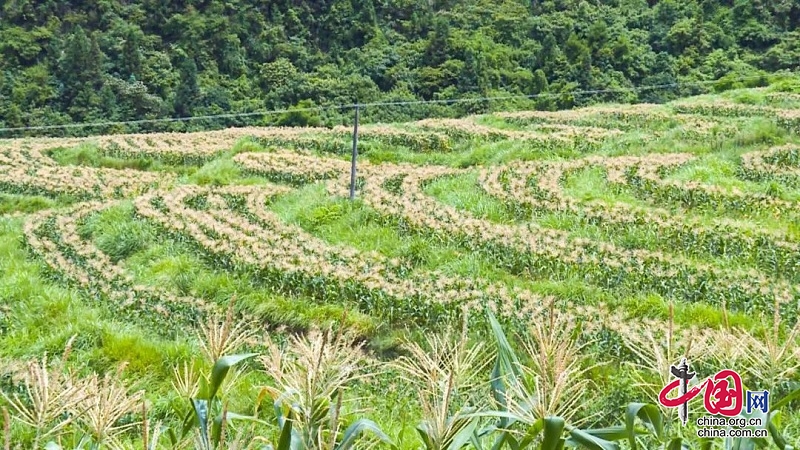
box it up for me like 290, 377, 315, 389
1, 85, 800, 447
1, 0, 800, 132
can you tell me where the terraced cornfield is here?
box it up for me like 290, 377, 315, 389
2, 86, 800, 447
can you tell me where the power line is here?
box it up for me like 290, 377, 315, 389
354, 78, 746, 108
0, 74, 769, 135
0, 106, 331, 133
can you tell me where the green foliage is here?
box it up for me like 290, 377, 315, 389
180, 353, 258, 449
484, 310, 798, 450
190, 159, 244, 186
81, 203, 155, 262
49, 144, 156, 171
0, 194, 56, 214
1, 0, 799, 135
277, 100, 323, 128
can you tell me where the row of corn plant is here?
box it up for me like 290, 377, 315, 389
3, 306, 797, 449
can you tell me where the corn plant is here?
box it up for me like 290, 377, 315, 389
480, 310, 633, 450
144, 351, 256, 450
157, 301, 262, 450
0, 355, 84, 448
2, 354, 143, 450
484, 310, 799, 450
257, 325, 394, 450
392, 320, 491, 450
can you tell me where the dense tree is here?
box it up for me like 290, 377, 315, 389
174, 56, 200, 117
56, 27, 105, 121
0, 0, 796, 134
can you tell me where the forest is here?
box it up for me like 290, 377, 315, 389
1, 0, 800, 134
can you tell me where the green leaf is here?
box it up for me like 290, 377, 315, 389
542, 417, 566, 450
417, 422, 437, 450
192, 398, 210, 450
207, 353, 257, 401
277, 414, 294, 450
471, 427, 487, 450
447, 418, 480, 450
487, 309, 522, 380
568, 428, 620, 450
468, 411, 525, 421
198, 375, 209, 401
625, 403, 664, 449
476, 423, 499, 440
732, 410, 770, 449
273, 399, 288, 428
487, 309, 522, 430
491, 430, 520, 450
180, 408, 195, 440
768, 418, 792, 450
518, 418, 544, 449
726, 437, 758, 450
271, 405, 303, 450
582, 426, 629, 441
771, 386, 800, 411
491, 358, 510, 418
168, 426, 179, 445
211, 411, 224, 446
336, 418, 395, 450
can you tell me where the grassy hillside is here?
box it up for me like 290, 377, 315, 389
1, 84, 800, 448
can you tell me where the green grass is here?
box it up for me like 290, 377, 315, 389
0, 218, 193, 406
80, 202, 156, 262
563, 166, 643, 205
2, 86, 800, 446
423, 172, 519, 222
48, 143, 160, 172
0, 193, 59, 214
187, 158, 245, 186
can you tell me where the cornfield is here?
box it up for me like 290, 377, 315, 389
1, 88, 800, 449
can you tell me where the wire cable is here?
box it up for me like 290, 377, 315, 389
0, 74, 769, 135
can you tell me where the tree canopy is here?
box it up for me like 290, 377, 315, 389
0, 0, 798, 134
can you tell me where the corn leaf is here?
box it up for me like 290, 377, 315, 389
336, 418, 395, 450
625, 403, 664, 450
207, 353, 257, 401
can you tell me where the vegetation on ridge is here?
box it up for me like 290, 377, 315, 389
2, 0, 800, 134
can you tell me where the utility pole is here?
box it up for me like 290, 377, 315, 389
349, 104, 360, 200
